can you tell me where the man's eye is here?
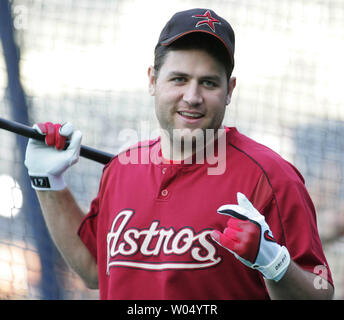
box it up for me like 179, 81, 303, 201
202, 80, 217, 88
171, 77, 186, 83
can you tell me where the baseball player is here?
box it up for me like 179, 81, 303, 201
24, 8, 334, 299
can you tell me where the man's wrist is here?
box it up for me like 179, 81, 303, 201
257, 246, 291, 282
29, 173, 66, 191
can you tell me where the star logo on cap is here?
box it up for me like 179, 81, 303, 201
192, 10, 221, 32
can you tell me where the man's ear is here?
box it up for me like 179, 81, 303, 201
226, 76, 236, 105
148, 66, 156, 96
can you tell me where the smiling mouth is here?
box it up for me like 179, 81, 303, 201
177, 111, 204, 119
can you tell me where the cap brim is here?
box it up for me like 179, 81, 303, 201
161, 30, 234, 65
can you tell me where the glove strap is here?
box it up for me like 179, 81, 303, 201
257, 246, 290, 282
29, 174, 66, 191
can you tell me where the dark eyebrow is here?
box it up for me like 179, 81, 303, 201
167, 71, 189, 78
200, 75, 222, 82
167, 71, 222, 82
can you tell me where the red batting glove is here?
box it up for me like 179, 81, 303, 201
212, 215, 262, 264
211, 192, 290, 281
36, 122, 67, 150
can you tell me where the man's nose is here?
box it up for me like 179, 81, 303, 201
183, 82, 203, 106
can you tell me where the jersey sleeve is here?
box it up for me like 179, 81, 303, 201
253, 166, 333, 286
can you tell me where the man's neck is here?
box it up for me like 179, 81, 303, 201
159, 126, 225, 162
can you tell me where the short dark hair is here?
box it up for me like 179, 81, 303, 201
154, 33, 234, 81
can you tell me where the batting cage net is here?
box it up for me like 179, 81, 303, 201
0, 0, 343, 299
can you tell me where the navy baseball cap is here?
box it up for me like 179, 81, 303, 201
157, 8, 235, 66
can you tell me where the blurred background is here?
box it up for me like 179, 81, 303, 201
0, 0, 343, 299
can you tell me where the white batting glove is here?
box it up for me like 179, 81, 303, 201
24, 122, 82, 190
211, 192, 290, 281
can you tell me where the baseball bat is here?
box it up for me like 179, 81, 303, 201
0, 117, 114, 165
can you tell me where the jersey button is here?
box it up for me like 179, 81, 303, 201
161, 189, 168, 197
162, 168, 167, 174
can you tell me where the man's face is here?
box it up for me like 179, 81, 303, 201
148, 49, 236, 141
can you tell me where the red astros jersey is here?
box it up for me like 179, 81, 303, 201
78, 127, 333, 299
